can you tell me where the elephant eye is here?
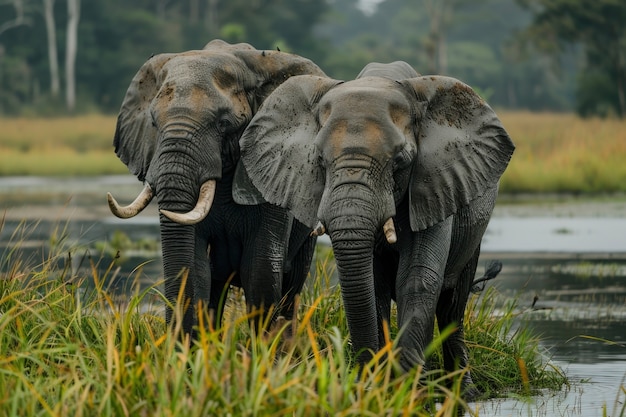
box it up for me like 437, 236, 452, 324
217, 117, 233, 133
393, 147, 413, 170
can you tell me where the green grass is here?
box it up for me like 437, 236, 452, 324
2, 112, 626, 194
0, 221, 571, 416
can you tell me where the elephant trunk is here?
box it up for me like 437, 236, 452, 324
160, 217, 196, 331
152, 132, 215, 333
324, 192, 381, 365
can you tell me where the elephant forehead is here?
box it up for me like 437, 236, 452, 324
318, 117, 404, 163
163, 52, 245, 89
156, 56, 248, 110
321, 83, 411, 117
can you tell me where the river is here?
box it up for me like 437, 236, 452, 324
1, 176, 625, 416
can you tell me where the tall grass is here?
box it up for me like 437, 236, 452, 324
2, 112, 626, 194
0, 115, 126, 176
0, 220, 570, 416
498, 111, 626, 193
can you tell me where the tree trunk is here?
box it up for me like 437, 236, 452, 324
65, 0, 80, 112
206, 0, 218, 35
189, 0, 198, 24
43, 0, 59, 97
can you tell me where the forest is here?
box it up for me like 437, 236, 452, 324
1, 0, 624, 118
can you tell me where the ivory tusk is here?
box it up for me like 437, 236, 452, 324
107, 183, 154, 218
310, 221, 326, 237
383, 218, 397, 244
160, 180, 216, 225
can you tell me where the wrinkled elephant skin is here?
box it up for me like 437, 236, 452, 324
107, 39, 325, 338
238, 61, 515, 399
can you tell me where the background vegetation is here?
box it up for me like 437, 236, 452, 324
1, 0, 624, 118
3, 112, 626, 195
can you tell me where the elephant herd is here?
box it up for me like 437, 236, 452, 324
107, 39, 515, 400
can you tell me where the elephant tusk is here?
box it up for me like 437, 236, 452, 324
160, 180, 216, 225
107, 183, 154, 218
310, 221, 326, 237
383, 218, 397, 244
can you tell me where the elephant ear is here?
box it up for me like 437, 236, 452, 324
235, 75, 342, 228
401, 76, 515, 231
113, 53, 175, 182
230, 47, 327, 111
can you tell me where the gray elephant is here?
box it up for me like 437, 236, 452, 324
106, 40, 325, 338
237, 61, 514, 398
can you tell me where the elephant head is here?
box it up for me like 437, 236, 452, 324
237, 61, 514, 373
107, 40, 325, 332
108, 39, 325, 222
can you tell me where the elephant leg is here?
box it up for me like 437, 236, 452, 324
373, 244, 397, 349
281, 219, 316, 322
207, 275, 232, 330
190, 229, 212, 335
395, 216, 452, 371
436, 246, 481, 400
240, 203, 290, 331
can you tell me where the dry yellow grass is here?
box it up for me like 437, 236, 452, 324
0, 114, 125, 176
498, 111, 626, 193
1, 112, 625, 193
1, 114, 115, 151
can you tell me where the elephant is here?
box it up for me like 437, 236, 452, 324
236, 61, 515, 399
106, 39, 326, 338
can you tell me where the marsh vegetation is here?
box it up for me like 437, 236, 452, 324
2, 112, 626, 196
0, 220, 568, 416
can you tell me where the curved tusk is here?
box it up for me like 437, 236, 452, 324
310, 221, 326, 237
383, 218, 397, 244
107, 183, 154, 218
160, 180, 216, 225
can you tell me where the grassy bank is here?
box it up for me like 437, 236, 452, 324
499, 111, 626, 193
0, 114, 125, 176
2, 112, 626, 194
0, 223, 568, 416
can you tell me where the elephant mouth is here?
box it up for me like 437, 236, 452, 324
107, 179, 216, 225
159, 179, 216, 224
311, 217, 397, 244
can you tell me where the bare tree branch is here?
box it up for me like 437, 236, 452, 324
0, 0, 33, 36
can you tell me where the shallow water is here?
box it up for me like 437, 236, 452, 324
1, 176, 625, 416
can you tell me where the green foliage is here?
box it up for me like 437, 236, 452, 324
0, 0, 607, 115
0, 220, 573, 415
464, 289, 568, 397
517, 0, 626, 117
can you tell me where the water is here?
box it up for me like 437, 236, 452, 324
1, 176, 625, 416
473, 254, 626, 416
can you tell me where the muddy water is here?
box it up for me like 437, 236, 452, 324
1, 177, 626, 416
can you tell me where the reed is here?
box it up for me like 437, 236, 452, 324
0, 221, 570, 416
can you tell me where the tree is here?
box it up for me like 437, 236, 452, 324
518, 0, 626, 117
43, 0, 59, 97
65, 0, 79, 111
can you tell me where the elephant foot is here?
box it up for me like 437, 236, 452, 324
461, 380, 482, 402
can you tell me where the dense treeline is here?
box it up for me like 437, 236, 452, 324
0, 0, 623, 117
